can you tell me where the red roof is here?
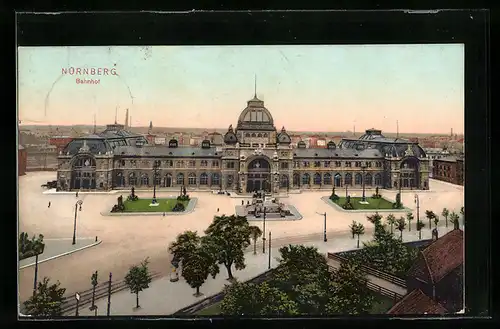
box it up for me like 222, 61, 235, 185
410, 229, 463, 284
387, 289, 448, 315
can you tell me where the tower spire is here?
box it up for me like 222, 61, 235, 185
254, 74, 257, 98
115, 107, 117, 124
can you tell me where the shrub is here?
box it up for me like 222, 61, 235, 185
172, 202, 186, 212
177, 195, 190, 202
330, 193, 340, 202
127, 195, 139, 201
111, 204, 125, 213
372, 193, 381, 199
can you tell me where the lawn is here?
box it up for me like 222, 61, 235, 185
195, 301, 222, 316
122, 198, 189, 212
333, 196, 396, 210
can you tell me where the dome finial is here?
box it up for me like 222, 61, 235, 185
254, 74, 257, 98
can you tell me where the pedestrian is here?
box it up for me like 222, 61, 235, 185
76, 191, 79, 198
217, 208, 219, 212
163, 212, 165, 217
48, 201, 51, 208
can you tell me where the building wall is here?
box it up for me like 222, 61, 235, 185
436, 265, 463, 312
18, 148, 27, 176
432, 159, 463, 185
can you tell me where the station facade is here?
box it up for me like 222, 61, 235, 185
56, 96, 430, 193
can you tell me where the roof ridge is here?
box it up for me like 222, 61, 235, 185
420, 250, 435, 284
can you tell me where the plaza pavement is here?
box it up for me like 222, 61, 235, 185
19, 237, 100, 269
18, 172, 463, 304
74, 224, 456, 316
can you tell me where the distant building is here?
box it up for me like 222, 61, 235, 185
388, 229, 464, 314
154, 136, 166, 145
48, 136, 73, 152
316, 138, 327, 148
146, 133, 156, 144
18, 145, 27, 176
432, 156, 464, 185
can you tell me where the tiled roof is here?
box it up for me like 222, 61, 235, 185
387, 289, 448, 315
293, 148, 383, 159
421, 229, 463, 283
434, 156, 458, 163
114, 145, 222, 158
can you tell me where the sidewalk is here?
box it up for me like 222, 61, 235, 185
19, 238, 100, 269
74, 225, 456, 317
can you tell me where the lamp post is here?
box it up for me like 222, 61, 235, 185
262, 207, 267, 254
268, 231, 272, 269
316, 212, 327, 242
152, 160, 160, 203
361, 163, 367, 202
72, 200, 83, 245
75, 292, 81, 316
414, 193, 420, 229
345, 183, 348, 198
32, 242, 45, 297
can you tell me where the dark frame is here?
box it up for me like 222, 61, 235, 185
11, 8, 490, 325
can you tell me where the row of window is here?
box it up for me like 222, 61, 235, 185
290, 172, 383, 186
119, 160, 221, 168
293, 161, 383, 168
244, 133, 269, 138
116, 172, 223, 186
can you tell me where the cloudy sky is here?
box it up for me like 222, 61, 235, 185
18, 44, 464, 134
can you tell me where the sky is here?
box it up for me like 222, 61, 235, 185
17, 45, 464, 134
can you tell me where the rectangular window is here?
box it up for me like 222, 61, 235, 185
303, 161, 310, 167
314, 161, 321, 167
324, 161, 330, 168
212, 161, 219, 167
345, 162, 352, 167
366, 162, 372, 167
280, 162, 289, 169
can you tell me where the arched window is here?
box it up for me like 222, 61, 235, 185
227, 175, 234, 188
257, 133, 262, 137
245, 133, 250, 137
323, 173, 332, 185
302, 173, 310, 185
293, 173, 300, 187
251, 133, 256, 137
345, 173, 352, 185
115, 172, 125, 186
280, 175, 289, 188
355, 173, 362, 185
212, 173, 220, 186
74, 156, 96, 168
176, 173, 184, 185
334, 173, 342, 187
141, 174, 149, 186
188, 173, 197, 185
374, 173, 382, 186
129, 172, 137, 186
200, 173, 208, 185
313, 173, 321, 185
263, 133, 268, 137
365, 173, 373, 186
154, 172, 161, 186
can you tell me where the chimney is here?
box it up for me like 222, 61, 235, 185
124, 109, 129, 128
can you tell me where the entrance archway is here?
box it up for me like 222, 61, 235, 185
400, 157, 420, 189
164, 173, 172, 187
71, 155, 96, 190
246, 158, 271, 193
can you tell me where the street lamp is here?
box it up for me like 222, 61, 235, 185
361, 163, 367, 202
414, 193, 420, 228
316, 211, 327, 242
152, 160, 160, 203
345, 183, 348, 198
72, 200, 83, 245
262, 207, 267, 254
274, 172, 279, 195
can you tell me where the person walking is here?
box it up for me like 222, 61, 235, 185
48, 201, 51, 208
76, 191, 79, 198
217, 208, 219, 212
163, 212, 165, 217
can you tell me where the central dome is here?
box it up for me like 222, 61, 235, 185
236, 96, 275, 130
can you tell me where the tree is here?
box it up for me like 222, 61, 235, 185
406, 212, 414, 232
325, 259, 374, 315
349, 220, 357, 239
425, 210, 436, 230
249, 226, 263, 255
393, 193, 403, 209
385, 214, 396, 234
460, 206, 465, 226
90, 271, 98, 310
19, 233, 44, 260
221, 281, 298, 316
416, 221, 425, 240
124, 258, 153, 309
181, 245, 219, 297
442, 208, 450, 228
23, 277, 66, 317
433, 215, 440, 228
367, 212, 383, 226
204, 215, 252, 280
354, 223, 365, 248
168, 231, 201, 267
449, 212, 460, 230
396, 216, 406, 240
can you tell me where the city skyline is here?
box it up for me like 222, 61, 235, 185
18, 45, 464, 134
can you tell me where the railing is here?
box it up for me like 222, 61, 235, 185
328, 266, 404, 302
60, 271, 162, 315
327, 253, 407, 288
173, 269, 275, 316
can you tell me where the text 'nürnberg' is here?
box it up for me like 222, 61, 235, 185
62, 67, 118, 76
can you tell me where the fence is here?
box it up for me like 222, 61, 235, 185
60, 271, 163, 315
328, 265, 404, 302
173, 269, 275, 316
327, 253, 407, 288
